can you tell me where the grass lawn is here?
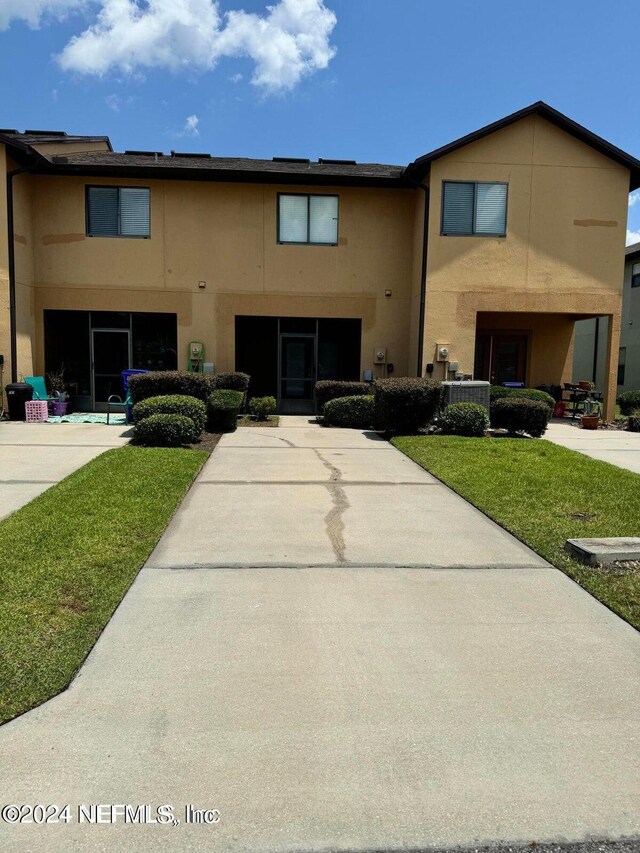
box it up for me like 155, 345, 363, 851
0, 445, 206, 724
393, 435, 640, 630
238, 415, 280, 427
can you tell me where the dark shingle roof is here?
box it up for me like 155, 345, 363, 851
626, 241, 640, 260
40, 150, 406, 187
0, 129, 112, 150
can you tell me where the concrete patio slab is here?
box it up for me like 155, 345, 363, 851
0, 422, 130, 519
1, 566, 638, 853
220, 426, 388, 449
545, 421, 640, 474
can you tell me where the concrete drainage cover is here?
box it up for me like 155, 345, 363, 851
565, 537, 640, 565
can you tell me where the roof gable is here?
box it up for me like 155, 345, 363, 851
405, 102, 640, 190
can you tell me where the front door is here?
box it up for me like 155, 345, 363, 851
91, 328, 131, 411
475, 332, 528, 385
279, 334, 316, 414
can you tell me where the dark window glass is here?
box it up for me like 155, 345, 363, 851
632, 263, 640, 288
132, 313, 178, 371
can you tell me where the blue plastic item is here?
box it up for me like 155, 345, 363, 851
121, 369, 149, 420
24, 376, 52, 402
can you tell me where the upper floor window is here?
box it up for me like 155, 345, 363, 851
441, 181, 508, 237
87, 186, 150, 238
632, 262, 640, 288
278, 194, 338, 245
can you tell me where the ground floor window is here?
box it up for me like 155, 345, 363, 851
235, 316, 361, 413
44, 310, 177, 411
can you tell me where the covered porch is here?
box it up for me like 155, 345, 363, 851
473, 311, 620, 420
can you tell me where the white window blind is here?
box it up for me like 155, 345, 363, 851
120, 188, 150, 236
278, 194, 339, 244
475, 183, 507, 235
442, 182, 474, 235
309, 195, 338, 244
87, 186, 150, 237
279, 195, 308, 242
441, 181, 507, 236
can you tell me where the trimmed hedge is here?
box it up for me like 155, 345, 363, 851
373, 377, 442, 434
627, 411, 640, 432
212, 372, 251, 392
323, 395, 374, 429
133, 413, 198, 447
249, 396, 277, 420
619, 390, 640, 416
491, 397, 549, 438
128, 371, 214, 404
315, 380, 370, 413
207, 389, 244, 433
439, 402, 489, 437
132, 395, 206, 433
490, 385, 555, 413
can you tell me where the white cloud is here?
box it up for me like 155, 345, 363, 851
105, 93, 120, 111
182, 114, 200, 136
627, 229, 640, 246
0, 0, 87, 30
629, 190, 640, 208
229, 72, 243, 83
56, 0, 336, 93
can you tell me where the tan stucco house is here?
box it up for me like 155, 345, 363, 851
1, 101, 638, 417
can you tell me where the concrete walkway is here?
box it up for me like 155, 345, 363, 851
1, 417, 639, 852
545, 420, 640, 475
0, 421, 131, 519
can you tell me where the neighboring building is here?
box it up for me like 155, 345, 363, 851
573, 242, 640, 395
1, 102, 638, 417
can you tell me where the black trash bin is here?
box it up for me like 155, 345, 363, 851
5, 382, 34, 421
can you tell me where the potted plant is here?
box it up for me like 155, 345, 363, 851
47, 365, 69, 416
581, 396, 600, 430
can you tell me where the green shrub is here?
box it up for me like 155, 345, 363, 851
132, 395, 206, 433
128, 371, 214, 404
212, 372, 251, 392
491, 397, 549, 438
133, 414, 198, 447
207, 389, 244, 433
373, 377, 442, 434
249, 396, 277, 420
627, 411, 640, 432
315, 380, 371, 413
439, 402, 489, 437
490, 385, 555, 413
619, 390, 640, 416
323, 395, 374, 429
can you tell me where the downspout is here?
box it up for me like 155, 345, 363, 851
6, 166, 29, 383
416, 184, 430, 377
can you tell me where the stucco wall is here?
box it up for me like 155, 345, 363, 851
28, 176, 415, 377
421, 114, 628, 417
0, 144, 8, 390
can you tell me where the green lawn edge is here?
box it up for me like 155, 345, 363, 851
0, 445, 207, 724
392, 435, 640, 631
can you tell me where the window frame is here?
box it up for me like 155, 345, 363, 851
440, 180, 508, 238
85, 185, 151, 239
277, 192, 339, 246
631, 262, 640, 288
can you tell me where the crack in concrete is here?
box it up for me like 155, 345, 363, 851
313, 449, 350, 564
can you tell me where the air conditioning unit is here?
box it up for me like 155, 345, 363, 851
442, 380, 490, 412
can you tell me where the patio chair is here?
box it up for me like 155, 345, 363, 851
24, 376, 53, 403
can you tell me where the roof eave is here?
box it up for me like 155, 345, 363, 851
31, 161, 411, 188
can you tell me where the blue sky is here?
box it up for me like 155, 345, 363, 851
1, 0, 639, 242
